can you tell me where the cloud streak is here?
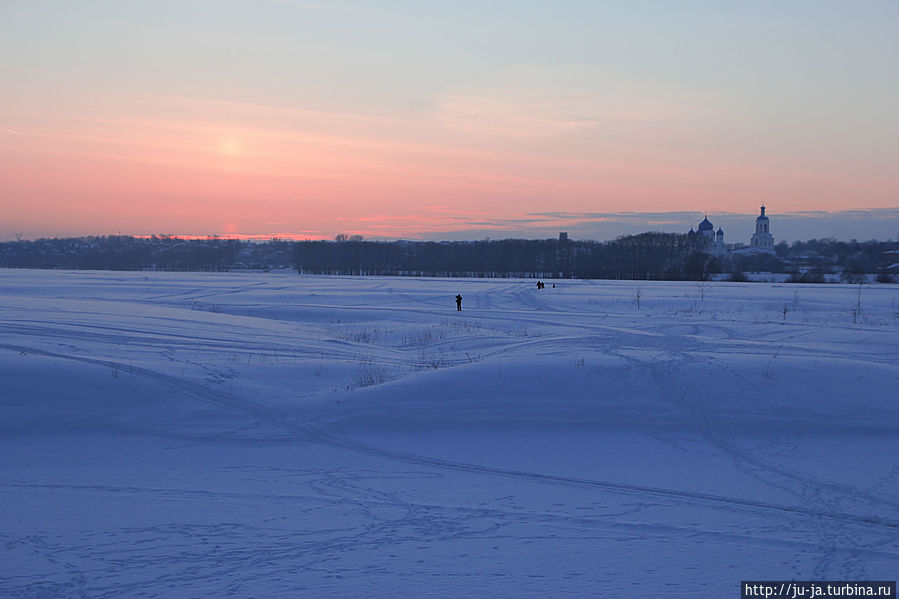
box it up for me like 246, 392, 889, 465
2, 3, 897, 241
283, 208, 897, 244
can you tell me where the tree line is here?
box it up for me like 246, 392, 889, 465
0, 235, 291, 271
1, 233, 896, 281
293, 233, 714, 280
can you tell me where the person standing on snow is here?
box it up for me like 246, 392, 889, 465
455, 294, 463, 311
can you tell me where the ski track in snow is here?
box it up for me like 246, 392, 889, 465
1, 270, 898, 597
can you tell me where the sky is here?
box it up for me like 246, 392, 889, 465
2, 0, 897, 243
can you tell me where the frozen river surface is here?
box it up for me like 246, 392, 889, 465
1, 270, 898, 597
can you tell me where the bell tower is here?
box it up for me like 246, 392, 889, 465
750, 205, 774, 251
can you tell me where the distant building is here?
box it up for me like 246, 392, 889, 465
883, 249, 899, 273
697, 215, 714, 240
693, 214, 727, 255
559, 232, 568, 242
750, 206, 775, 252
690, 207, 775, 255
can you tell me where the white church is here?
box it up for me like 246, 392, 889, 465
749, 206, 774, 250
690, 206, 775, 254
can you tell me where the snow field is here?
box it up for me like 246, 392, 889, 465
1, 269, 897, 597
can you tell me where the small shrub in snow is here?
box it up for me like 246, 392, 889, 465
841, 268, 867, 284
353, 366, 390, 388
788, 270, 826, 284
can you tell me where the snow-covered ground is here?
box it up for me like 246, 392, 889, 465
2, 270, 897, 597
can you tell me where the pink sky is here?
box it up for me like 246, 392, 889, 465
2, 2, 897, 241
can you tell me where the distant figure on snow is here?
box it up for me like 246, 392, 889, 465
455, 294, 462, 311
537, 281, 544, 289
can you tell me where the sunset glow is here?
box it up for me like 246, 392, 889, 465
2, 1, 897, 242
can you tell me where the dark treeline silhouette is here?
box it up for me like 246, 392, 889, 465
2, 234, 896, 281
714, 238, 897, 282
774, 238, 895, 272
0, 235, 293, 271
294, 233, 713, 280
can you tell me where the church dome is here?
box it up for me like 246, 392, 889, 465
698, 217, 714, 232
